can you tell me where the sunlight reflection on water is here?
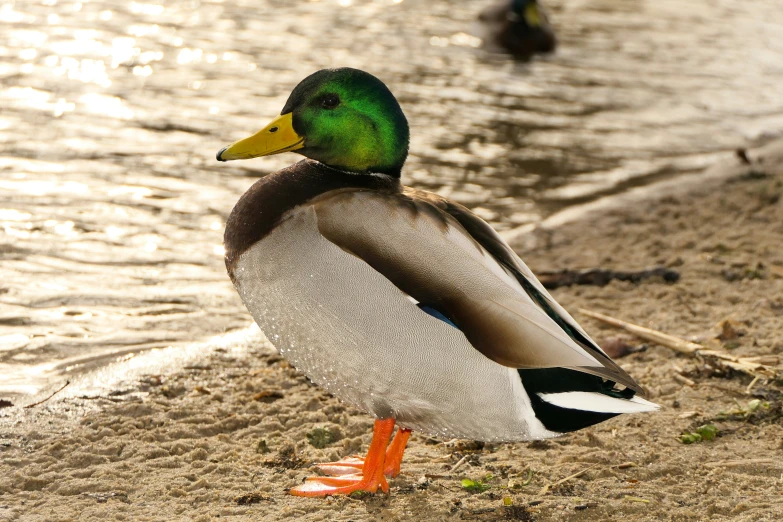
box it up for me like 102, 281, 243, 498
0, 0, 781, 398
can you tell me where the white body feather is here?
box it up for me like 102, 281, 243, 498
233, 206, 558, 441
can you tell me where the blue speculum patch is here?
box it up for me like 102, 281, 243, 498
417, 303, 459, 329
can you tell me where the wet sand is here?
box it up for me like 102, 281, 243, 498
2, 139, 782, 521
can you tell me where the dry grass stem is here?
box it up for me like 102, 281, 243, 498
539, 463, 600, 495
673, 374, 697, 387
745, 375, 761, 394
704, 459, 778, 468
24, 380, 71, 409
579, 309, 781, 379
451, 455, 470, 472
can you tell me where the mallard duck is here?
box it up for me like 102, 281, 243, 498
478, 0, 557, 59
216, 68, 657, 497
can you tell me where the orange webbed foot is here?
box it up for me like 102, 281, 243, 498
290, 419, 396, 497
317, 425, 411, 479
290, 472, 390, 496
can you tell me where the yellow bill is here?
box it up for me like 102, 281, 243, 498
216, 112, 304, 162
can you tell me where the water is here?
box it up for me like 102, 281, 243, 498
1, 0, 782, 398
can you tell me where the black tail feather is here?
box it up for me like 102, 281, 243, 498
519, 367, 634, 433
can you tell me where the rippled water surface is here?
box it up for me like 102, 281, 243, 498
2, 0, 782, 397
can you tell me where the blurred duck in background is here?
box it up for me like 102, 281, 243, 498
478, 0, 557, 60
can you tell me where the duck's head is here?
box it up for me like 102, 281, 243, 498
510, 0, 542, 26
217, 68, 409, 177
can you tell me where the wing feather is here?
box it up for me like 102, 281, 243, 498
311, 188, 644, 395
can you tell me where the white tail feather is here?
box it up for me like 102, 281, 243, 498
537, 392, 660, 414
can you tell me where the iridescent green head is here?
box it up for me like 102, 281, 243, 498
217, 68, 409, 178
511, 0, 542, 27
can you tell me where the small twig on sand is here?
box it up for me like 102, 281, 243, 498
624, 496, 651, 503
77, 395, 126, 403
673, 374, 696, 387
704, 458, 777, 469
24, 380, 70, 409
539, 463, 599, 495
579, 309, 781, 380
745, 375, 761, 394
451, 455, 470, 472
538, 267, 679, 290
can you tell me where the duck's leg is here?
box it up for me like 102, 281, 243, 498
316, 426, 413, 479
383, 427, 411, 478
290, 418, 395, 497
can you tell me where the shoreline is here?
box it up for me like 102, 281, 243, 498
2, 139, 783, 521
4, 138, 780, 404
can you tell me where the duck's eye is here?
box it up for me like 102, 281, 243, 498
320, 94, 340, 109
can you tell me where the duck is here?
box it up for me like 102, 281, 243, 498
478, 0, 557, 60
216, 68, 657, 497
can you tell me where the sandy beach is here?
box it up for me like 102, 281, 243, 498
2, 139, 782, 522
